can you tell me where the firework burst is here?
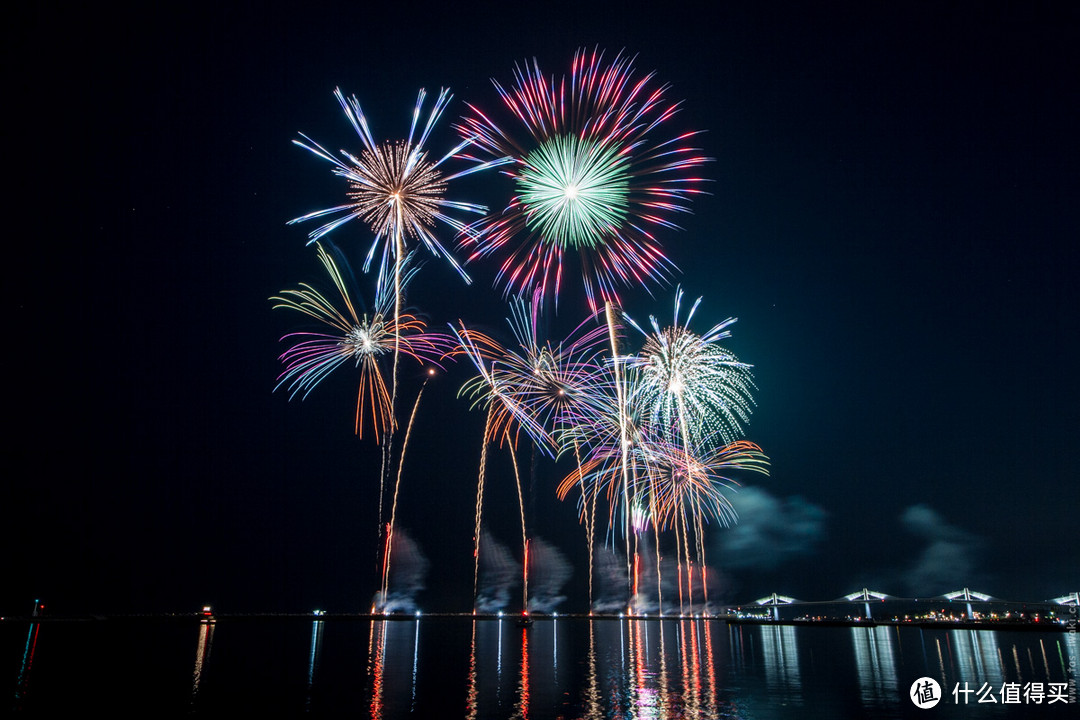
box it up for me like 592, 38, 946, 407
641, 438, 768, 611
457, 48, 710, 310
641, 440, 769, 531
454, 296, 612, 454
290, 88, 506, 280
625, 288, 757, 448
271, 244, 454, 442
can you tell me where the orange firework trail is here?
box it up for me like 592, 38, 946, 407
507, 433, 529, 613
380, 373, 431, 609
454, 298, 611, 611
472, 405, 494, 610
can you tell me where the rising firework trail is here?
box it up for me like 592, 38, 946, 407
380, 369, 436, 609
454, 297, 613, 607
273, 245, 454, 591
471, 406, 495, 609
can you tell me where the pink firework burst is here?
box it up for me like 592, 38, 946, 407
457, 48, 711, 311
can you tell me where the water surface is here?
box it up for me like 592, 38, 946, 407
5, 617, 1076, 717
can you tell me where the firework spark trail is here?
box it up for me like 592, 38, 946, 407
473, 405, 495, 611
653, 502, 664, 615
558, 437, 768, 613
454, 301, 614, 611
681, 507, 693, 610
380, 372, 432, 609
505, 428, 529, 612
675, 511, 685, 614
390, 205, 405, 475
378, 436, 390, 561
571, 440, 595, 610
695, 505, 709, 608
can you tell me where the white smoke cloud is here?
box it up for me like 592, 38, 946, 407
591, 546, 630, 612
900, 504, 981, 596
475, 531, 521, 613
713, 487, 827, 570
372, 528, 428, 612
526, 537, 571, 613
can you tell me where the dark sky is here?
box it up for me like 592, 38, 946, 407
6, 2, 1077, 616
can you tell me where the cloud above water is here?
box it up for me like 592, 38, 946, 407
713, 487, 827, 570
900, 504, 981, 596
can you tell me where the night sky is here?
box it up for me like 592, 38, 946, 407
6, 2, 1077, 617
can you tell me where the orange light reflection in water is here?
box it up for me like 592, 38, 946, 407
512, 626, 530, 719
688, 619, 703, 715
618, 618, 723, 719
679, 621, 691, 712
368, 619, 387, 720
466, 620, 478, 720
191, 619, 215, 701
361, 616, 727, 719
630, 619, 644, 715
657, 622, 671, 716
704, 618, 718, 708
583, 622, 602, 720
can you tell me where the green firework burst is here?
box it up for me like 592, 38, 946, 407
517, 135, 631, 249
